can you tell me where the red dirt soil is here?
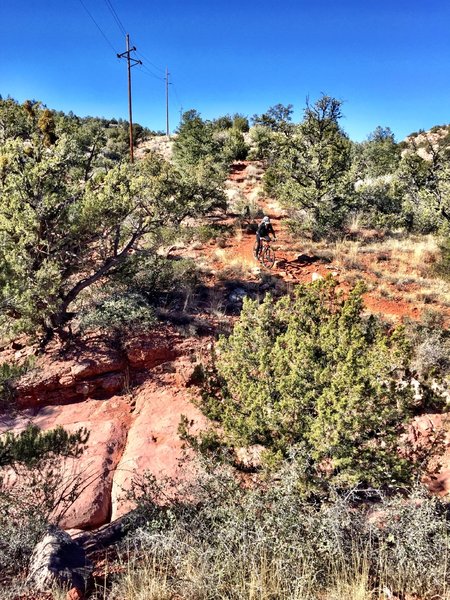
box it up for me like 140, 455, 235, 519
196, 161, 449, 325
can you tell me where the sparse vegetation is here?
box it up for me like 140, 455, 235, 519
97, 465, 450, 600
0, 358, 35, 409
1, 94, 450, 600
0, 424, 89, 582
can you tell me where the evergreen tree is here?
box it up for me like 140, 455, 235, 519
399, 132, 450, 232
200, 280, 417, 489
265, 96, 352, 235
252, 103, 294, 136
0, 100, 223, 340
174, 110, 223, 169
354, 127, 401, 179
0, 424, 89, 468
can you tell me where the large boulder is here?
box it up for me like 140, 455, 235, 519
2, 396, 133, 530
33, 397, 133, 530
28, 527, 92, 594
1, 329, 211, 530
110, 379, 207, 520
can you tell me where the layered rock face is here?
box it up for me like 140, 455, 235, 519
1, 327, 208, 530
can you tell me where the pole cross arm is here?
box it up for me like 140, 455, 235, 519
117, 46, 137, 58
117, 53, 141, 67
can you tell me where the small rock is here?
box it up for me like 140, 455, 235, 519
311, 272, 324, 282
67, 587, 84, 600
75, 382, 92, 397
229, 287, 248, 303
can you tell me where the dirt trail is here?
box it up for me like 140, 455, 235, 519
218, 161, 427, 322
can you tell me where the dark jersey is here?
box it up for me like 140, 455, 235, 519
256, 221, 275, 238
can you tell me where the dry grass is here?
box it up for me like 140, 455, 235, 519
5, 465, 450, 599
289, 233, 450, 314
99, 531, 450, 600
87, 463, 450, 600
363, 234, 440, 275
214, 248, 257, 278
330, 240, 365, 270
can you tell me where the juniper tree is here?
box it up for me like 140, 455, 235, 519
0, 100, 224, 341
0, 424, 89, 468
200, 280, 418, 489
399, 131, 450, 232
264, 96, 352, 236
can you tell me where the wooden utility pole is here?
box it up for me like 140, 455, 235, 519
117, 34, 142, 163
165, 67, 170, 137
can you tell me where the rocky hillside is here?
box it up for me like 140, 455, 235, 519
2, 158, 450, 532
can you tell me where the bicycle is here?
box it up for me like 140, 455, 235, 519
253, 238, 276, 269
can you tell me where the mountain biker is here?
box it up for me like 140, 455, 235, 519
255, 216, 276, 258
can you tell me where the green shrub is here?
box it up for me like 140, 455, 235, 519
353, 176, 404, 229
199, 279, 418, 489
0, 425, 89, 586
0, 358, 35, 409
193, 224, 231, 244
0, 505, 47, 584
0, 424, 89, 468
435, 236, 450, 280
223, 128, 249, 161
248, 125, 276, 161
405, 312, 450, 389
79, 292, 156, 334
232, 114, 249, 132
112, 253, 201, 304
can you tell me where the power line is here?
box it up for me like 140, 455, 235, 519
136, 64, 165, 81
135, 50, 165, 75
77, 0, 118, 53
172, 82, 184, 112
104, 0, 127, 36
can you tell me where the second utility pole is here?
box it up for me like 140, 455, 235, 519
117, 34, 142, 163
165, 67, 170, 137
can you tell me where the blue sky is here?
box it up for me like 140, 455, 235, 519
1, 0, 449, 141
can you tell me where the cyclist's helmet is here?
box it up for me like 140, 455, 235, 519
262, 216, 270, 223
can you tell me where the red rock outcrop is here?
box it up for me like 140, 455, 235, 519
408, 414, 450, 496
15, 341, 126, 409
2, 327, 210, 530
110, 378, 207, 520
